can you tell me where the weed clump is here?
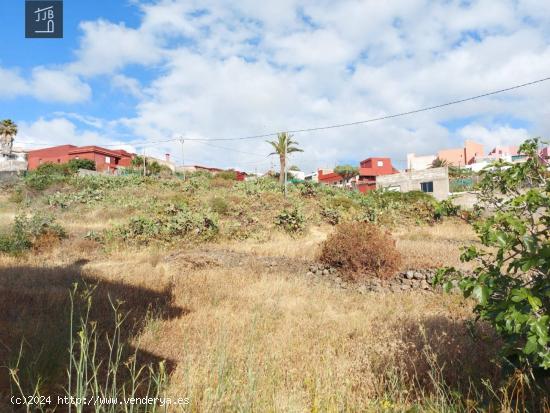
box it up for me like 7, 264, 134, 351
0, 213, 66, 254
320, 207, 341, 225
209, 196, 229, 215
320, 222, 401, 280
274, 208, 306, 234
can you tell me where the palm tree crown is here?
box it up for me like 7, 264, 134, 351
0, 119, 17, 137
267, 132, 303, 184
431, 157, 448, 168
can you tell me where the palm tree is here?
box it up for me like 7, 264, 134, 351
0, 119, 18, 156
431, 157, 448, 168
267, 132, 303, 184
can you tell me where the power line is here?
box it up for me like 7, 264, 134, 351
194, 76, 550, 141
24, 76, 550, 151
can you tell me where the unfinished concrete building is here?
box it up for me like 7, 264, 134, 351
375, 167, 449, 200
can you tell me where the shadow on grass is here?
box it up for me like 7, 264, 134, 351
401, 315, 550, 409
0, 259, 187, 406
400, 315, 502, 393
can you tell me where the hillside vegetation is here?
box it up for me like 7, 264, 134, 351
0, 165, 546, 412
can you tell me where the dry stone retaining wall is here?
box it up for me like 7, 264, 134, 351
306, 264, 460, 294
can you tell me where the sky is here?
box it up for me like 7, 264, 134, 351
1, 0, 550, 172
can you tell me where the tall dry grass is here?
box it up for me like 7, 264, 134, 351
0, 198, 526, 412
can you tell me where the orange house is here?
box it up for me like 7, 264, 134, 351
437, 140, 484, 166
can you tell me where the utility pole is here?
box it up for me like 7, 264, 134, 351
179, 138, 186, 181
142, 148, 147, 176
284, 133, 288, 198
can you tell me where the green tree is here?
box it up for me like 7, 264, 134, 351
267, 133, 303, 185
436, 138, 550, 371
130, 156, 161, 176
68, 159, 96, 172
334, 165, 359, 183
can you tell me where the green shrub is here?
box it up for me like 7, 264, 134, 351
297, 181, 318, 197
185, 170, 213, 179
358, 190, 436, 225
48, 187, 106, 208
328, 195, 357, 211
217, 170, 238, 180
274, 208, 305, 233
24, 162, 72, 190
209, 197, 229, 215
434, 199, 460, 220
320, 207, 341, 225
235, 177, 280, 195
319, 222, 401, 281
24, 171, 64, 191
113, 204, 218, 244
67, 158, 95, 172
436, 138, 550, 373
0, 213, 66, 254
8, 186, 25, 204
35, 162, 72, 176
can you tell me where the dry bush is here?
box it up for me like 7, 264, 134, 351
319, 222, 401, 280
70, 238, 102, 256
211, 177, 235, 188
32, 230, 63, 253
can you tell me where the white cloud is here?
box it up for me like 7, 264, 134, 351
0, 67, 28, 97
69, 19, 163, 76
7, 0, 550, 171
457, 124, 530, 151
0, 66, 90, 103
111, 74, 145, 98
18, 118, 115, 149
30, 67, 92, 103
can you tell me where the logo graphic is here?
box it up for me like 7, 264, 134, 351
25, 0, 63, 38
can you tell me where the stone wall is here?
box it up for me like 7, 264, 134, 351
306, 264, 463, 294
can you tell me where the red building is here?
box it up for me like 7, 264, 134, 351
356, 157, 398, 192
317, 169, 346, 185
317, 157, 398, 193
27, 145, 134, 173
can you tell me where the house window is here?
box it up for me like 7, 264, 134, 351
377, 160, 384, 167
420, 181, 434, 193
105, 156, 111, 164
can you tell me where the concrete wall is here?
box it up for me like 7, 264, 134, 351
0, 160, 27, 172
0, 170, 24, 187
376, 167, 449, 200
406, 153, 436, 171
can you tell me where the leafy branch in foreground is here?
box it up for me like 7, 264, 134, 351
435, 138, 549, 371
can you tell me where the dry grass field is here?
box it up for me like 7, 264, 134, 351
0, 177, 532, 411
